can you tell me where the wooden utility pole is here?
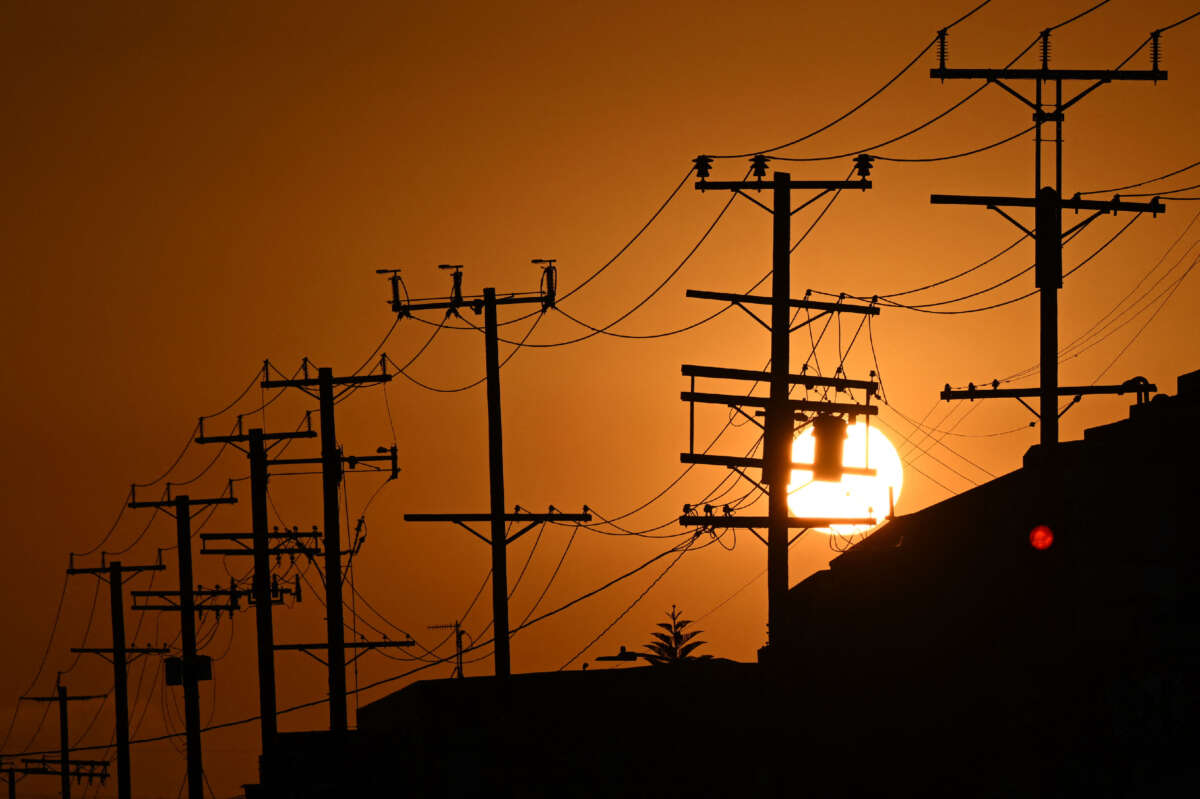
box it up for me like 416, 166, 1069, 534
428, 622, 467, 678
391, 265, 590, 678
930, 28, 1167, 451
25, 685, 107, 799
260, 360, 404, 732
66, 557, 167, 799
683, 157, 879, 654
194, 420, 316, 780
128, 490, 235, 799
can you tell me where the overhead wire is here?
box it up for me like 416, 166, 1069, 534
1079, 160, 1200, 196
1047, 0, 1112, 32
517, 526, 578, 628
513, 170, 749, 346
1091, 249, 1200, 383
396, 166, 697, 334
871, 126, 1034, 162
17, 0, 1195, 773
1120, 182, 1200, 197
790, 170, 853, 252
960, 211, 1200, 389
762, 0, 1126, 165
709, 0, 996, 159
850, 211, 1143, 315
0, 573, 70, 753
391, 309, 543, 392
556, 535, 698, 670
874, 236, 1026, 300
18, 536, 734, 758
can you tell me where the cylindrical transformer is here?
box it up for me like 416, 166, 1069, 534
812, 414, 848, 481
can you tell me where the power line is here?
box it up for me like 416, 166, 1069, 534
557, 537, 696, 670
0, 574, 70, 752
1046, 0, 1112, 32
16, 538, 705, 758
391, 310, 543, 392
855, 211, 1143, 314
1092, 253, 1199, 383
503, 174, 746, 346
961, 210, 1200, 387
710, 0, 996, 159
872, 125, 1033, 162
1120, 182, 1200, 197
766, 0, 1128, 165
389, 167, 697, 334
1080, 159, 1200, 196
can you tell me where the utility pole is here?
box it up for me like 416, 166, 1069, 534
682, 155, 879, 655
260, 358, 404, 732
929, 27, 1167, 453
390, 264, 590, 678
66, 556, 167, 799
128, 489, 236, 799
194, 419, 316, 775
25, 685, 106, 799
428, 622, 467, 678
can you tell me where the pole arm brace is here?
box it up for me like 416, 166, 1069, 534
987, 204, 1035, 238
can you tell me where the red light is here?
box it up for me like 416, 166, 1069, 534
1029, 525, 1054, 550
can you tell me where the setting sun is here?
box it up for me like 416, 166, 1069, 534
788, 419, 904, 535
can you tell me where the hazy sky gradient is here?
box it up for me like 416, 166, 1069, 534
3, 1, 1198, 795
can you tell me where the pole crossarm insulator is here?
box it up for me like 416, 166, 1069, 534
929, 67, 1166, 81
930, 193, 1166, 215
66, 563, 165, 576
128, 495, 236, 511
200, 546, 320, 556
679, 514, 875, 529
199, 531, 321, 541
195, 429, 316, 445
680, 391, 877, 417
696, 178, 870, 192
70, 647, 169, 655
393, 292, 548, 315
940, 378, 1156, 401
681, 363, 878, 393
686, 289, 880, 315
404, 511, 592, 523
274, 640, 415, 651
261, 373, 391, 390
268, 446, 399, 477
679, 452, 877, 477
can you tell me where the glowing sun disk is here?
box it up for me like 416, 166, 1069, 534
787, 420, 903, 535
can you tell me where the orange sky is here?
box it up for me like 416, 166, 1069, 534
3, 1, 1199, 796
